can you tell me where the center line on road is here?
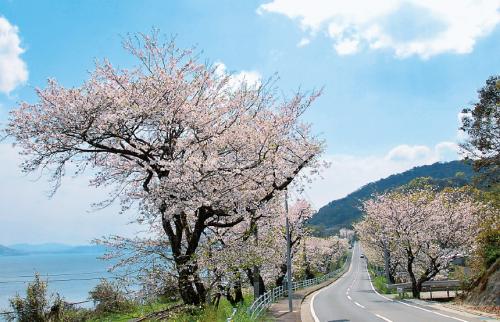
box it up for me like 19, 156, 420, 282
310, 246, 357, 322
375, 313, 393, 322
354, 301, 365, 309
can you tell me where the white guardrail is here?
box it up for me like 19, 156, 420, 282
246, 255, 351, 319
386, 279, 462, 299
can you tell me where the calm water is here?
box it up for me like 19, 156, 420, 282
0, 253, 114, 312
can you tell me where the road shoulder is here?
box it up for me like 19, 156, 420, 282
300, 269, 351, 322
397, 298, 500, 322
268, 275, 343, 322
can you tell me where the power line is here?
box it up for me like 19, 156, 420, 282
0, 276, 118, 285
0, 271, 109, 279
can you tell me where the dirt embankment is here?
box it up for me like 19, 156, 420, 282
465, 258, 500, 313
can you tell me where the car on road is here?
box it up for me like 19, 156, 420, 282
360, 254, 365, 258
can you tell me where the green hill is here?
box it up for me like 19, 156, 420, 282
308, 160, 474, 236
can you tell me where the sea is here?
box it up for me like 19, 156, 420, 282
0, 252, 115, 313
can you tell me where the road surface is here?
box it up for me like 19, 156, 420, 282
310, 242, 486, 322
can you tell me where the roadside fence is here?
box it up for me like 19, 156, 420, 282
247, 255, 351, 319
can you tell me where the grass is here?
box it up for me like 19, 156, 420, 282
172, 295, 258, 322
86, 300, 179, 322
85, 294, 264, 322
367, 266, 394, 295
372, 275, 391, 294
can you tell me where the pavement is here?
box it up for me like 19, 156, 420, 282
301, 242, 497, 322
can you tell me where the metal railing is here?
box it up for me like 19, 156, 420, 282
387, 279, 461, 299
247, 256, 351, 319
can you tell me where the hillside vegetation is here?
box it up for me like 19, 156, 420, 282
309, 160, 474, 235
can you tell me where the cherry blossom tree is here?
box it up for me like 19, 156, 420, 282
339, 228, 355, 242
357, 188, 486, 298
198, 197, 315, 303
302, 236, 348, 275
94, 222, 178, 302
355, 214, 399, 283
4, 31, 324, 305
260, 198, 315, 287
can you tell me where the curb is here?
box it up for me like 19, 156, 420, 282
299, 259, 352, 322
299, 269, 348, 305
433, 302, 499, 320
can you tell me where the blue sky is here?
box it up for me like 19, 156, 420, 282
0, 0, 499, 244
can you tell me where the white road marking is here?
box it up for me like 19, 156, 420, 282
310, 291, 321, 322
354, 301, 366, 309
366, 269, 394, 302
375, 313, 393, 322
395, 300, 469, 322
310, 244, 356, 322
365, 261, 469, 322
347, 295, 352, 300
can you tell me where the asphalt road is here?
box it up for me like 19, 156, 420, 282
310, 242, 485, 322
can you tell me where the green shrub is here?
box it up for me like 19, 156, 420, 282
367, 267, 394, 295
88, 279, 133, 313
4, 274, 65, 322
372, 276, 391, 294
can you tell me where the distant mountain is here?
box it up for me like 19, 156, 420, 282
0, 245, 23, 256
5, 243, 106, 255
63, 245, 107, 254
308, 160, 474, 236
9, 243, 74, 254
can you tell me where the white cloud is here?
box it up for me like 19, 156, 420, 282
258, 0, 500, 58
305, 141, 460, 208
385, 144, 432, 161
385, 142, 459, 163
334, 38, 360, 55
214, 62, 261, 88
0, 16, 28, 94
297, 37, 311, 47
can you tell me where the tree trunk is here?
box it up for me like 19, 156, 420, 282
213, 289, 222, 308
225, 289, 236, 306
406, 252, 420, 299
253, 265, 261, 299
178, 266, 204, 304
275, 263, 288, 287
161, 209, 208, 305
246, 267, 266, 298
259, 273, 266, 294
383, 244, 395, 284
302, 241, 314, 279
249, 218, 266, 298
234, 279, 244, 304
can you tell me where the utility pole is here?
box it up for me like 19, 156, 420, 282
285, 190, 293, 312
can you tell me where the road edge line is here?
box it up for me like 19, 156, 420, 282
365, 264, 469, 322
310, 245, 356, 322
